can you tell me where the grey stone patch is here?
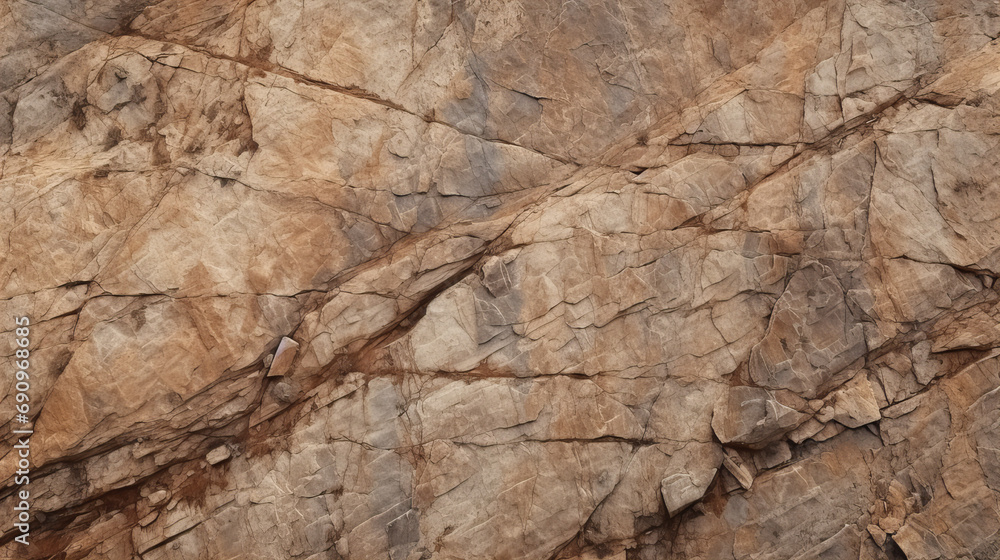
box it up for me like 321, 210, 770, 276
12, 76, 74, 147
749, 263, 867, 398
387, 508, 420, 560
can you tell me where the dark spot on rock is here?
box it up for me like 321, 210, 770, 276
130, 83, 147, 104
52, 349, 73, 376
70, 100, 88, 130
104, 127, 123, 149
635, 511, 664, 535
954, 180, 986, 195
130, 308, 146, 330
593, 543, 615, 558
387, 508, 420, 556
152, 134, 171, 165
250, 40, 274, 64
173, 457, 232, 507
885, 536, 908, 560
240, 138, 259, 155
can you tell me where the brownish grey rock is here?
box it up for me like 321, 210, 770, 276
2, 0, 1000, 559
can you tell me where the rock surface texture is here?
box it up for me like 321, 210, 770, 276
2, 0, 1000, 559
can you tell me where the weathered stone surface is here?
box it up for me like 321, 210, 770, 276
662, 467, 719, 517
712, 386, 809, 447
749, 263, 867, 398
3, 1, 1000, 559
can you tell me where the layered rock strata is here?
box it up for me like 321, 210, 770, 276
2, 0, 1000, 559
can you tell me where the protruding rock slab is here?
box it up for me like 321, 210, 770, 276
661, 468, 718, 517
267, 336, 299, 378
205, 445, 232, 466
712, 386, 808, 447
722, 449, 754, 490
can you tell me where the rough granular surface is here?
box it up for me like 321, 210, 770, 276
2, 1, 1000, 559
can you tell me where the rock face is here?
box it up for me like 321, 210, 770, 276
2, 1, 1000, 559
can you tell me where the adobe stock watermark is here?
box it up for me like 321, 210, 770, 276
11, 316, 32, 546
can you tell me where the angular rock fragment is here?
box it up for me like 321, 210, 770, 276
712, 386, 808, 447
752, 441, 792, 471
829, 373, 882, 428
266, 336, 299, 378
661, 468, 718, 517
722, 448, 754, 490
205, 446, 232, 466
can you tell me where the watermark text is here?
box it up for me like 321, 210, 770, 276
12, 316, 31, 546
